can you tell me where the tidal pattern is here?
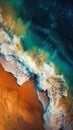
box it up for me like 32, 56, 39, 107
0, 0, 73, 130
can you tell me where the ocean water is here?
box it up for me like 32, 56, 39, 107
0, 0, 73, 130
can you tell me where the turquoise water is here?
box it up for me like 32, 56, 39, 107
0, 0, 73, 87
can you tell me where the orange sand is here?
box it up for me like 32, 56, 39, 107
0, 63, 44, 130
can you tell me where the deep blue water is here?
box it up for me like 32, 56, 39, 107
0, 0, 73, 91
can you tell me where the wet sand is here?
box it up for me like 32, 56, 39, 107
0, 63, 44, 130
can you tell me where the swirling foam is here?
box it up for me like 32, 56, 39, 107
0, 14, 69, 130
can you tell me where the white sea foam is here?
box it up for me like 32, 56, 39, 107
0, 14, 69, 130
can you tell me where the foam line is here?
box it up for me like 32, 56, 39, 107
0, 14, 69, 130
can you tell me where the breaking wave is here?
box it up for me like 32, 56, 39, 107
0, 14, 71, 130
